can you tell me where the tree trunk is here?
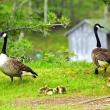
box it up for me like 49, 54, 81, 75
44, 0, 48, 23
28, 0, 32, 15
12, 0, 17, 16
59, 0, 65, 18
19, 31, 24, 41
69, 0, 74, 24
44, 0, 48, 37
104, 4, 110, 24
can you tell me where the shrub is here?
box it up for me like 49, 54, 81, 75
0, 37, 33, 62
41, 50, 74, 64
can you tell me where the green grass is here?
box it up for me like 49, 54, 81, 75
0, 61, 110, 109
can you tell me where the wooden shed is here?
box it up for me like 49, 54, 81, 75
66, 19, 110, 61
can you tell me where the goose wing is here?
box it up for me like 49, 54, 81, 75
9, 58, 38, 76
95, 51, 110, 64
8, 58, 33, 72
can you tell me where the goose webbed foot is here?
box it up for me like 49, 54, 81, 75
10, 76, 13, 82
102, 67, 107, 76
19, 76, 22, 81
95, 67, 99, 74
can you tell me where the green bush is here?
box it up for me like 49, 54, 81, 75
8, 39, 32, 55
8, 39, 33, 61
41, 50, 74, 64
0, 38, 33, 62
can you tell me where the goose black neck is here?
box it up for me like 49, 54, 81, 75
94, 27, 101, 48
2, 37, 7, 54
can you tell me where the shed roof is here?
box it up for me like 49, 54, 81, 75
66, 19, 110, 36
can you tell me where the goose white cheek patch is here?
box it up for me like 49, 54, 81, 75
96, 25, 100, 29
2, 33, 7, 38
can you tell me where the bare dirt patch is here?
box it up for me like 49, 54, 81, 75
12, 96, 110, 110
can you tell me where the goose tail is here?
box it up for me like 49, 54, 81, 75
23, 66, 38, 78
31, 71, 38, 78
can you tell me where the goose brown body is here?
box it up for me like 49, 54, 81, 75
92, 47, 110, 66
92, 24, 110, 75
0, 56, 37, 78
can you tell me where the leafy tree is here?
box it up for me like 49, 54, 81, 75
0, 0, 69, 35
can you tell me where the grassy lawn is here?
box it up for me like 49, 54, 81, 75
0, 29, 110, 109
0, 61, 110, 109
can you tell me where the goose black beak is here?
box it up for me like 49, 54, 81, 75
100, 26, 104, 28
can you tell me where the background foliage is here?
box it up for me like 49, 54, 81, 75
0, 0, 106, 61
0, 0, 105, 31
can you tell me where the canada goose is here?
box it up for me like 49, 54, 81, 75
0, 32, 38, 82
39, 85, 49, 94
39, 85, 54, 95
56, 86, 66, 94
39, 85, 66, 95
92, 24, 110, 75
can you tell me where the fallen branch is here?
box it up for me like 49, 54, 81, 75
78, 96, 110, 105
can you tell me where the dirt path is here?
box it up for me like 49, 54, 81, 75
13, 96, 110, 110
